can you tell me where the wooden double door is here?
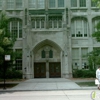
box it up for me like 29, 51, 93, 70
34, 62, 61, 78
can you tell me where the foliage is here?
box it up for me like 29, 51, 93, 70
92, 0, 100, 7
73, 69, 95, 78
84, 48, 100, 70
0, 69, 22, 79
0, 13, 14, 66
92, 21, 100, 42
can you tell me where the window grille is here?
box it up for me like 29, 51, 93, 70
16, 0, 22, 8
49, 0, 56, 8
7, 0, 14, 9
38, 0, 45, 8
8, 18, 22, 39
29, 0, 36, 8
58, 0, 64, 7
0, 0, 2, 9
71, 17, 88, 37
71, 0, 77, 7
79, 0, 86, 7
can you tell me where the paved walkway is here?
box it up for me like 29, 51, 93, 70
0, 78, 97, 91
4, 78, 96, 91
8, 78, 80, 91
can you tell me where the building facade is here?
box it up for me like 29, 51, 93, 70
0, 0, 100, 79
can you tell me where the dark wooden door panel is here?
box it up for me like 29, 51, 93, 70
34, 63, 46, 78
49, 62, 61, 78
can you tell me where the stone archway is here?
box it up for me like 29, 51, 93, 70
32, 39, 62, 78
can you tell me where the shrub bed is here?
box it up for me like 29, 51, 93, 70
73, 69, 95, 78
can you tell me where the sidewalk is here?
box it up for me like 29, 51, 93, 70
0, 78, 97, 91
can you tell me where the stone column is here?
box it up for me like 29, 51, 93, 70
46, 60, 49, 78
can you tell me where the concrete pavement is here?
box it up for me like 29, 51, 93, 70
0, 78, 97, 91
0, 90, 100, 100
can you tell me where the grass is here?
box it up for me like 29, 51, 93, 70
76, 82, 96, 87
0, 83, 18, 89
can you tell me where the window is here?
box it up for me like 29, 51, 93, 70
81, 48, 88, 58
91, 0, 97, 7
8, 18, 22, 39
49, 0, 56, 8
15, 49, 22, 70
49, 50, 53, 58
92, 17, 100, 33
72, 48, 79, 59
48, 16, 62, 28
0, 0, 2, 9
49, 0, 65, 8
58, 0, 64, 7
41, 50, 45, 58
16, 0, 22, 8
79, 0, 86, 7
38, 0, 45, 8
7, 0, 14, 9
71, 17, 88, 37
71, 0, 77, 7
29, 0, 36, 8
31, 17, 45, 29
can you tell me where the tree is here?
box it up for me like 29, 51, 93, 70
0, 13, 16, 78
86, 48, 100, 70
92, 0, 100, 7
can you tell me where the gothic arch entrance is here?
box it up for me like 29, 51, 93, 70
33, 39, 62, 78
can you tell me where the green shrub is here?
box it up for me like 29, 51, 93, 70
0, 69, 22, 79
73, 69, 95, 78
6, 69, 22, 79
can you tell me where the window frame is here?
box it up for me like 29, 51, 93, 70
8, 18, 22, 39
49, 0, 65, 8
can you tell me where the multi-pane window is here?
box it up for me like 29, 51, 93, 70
8, 18, 22, 39
92, 17, 100, 33
48, 16, 62, 28
58, 0, 64, 7
91, 0, 97, 7
31, 17, 45, 29
72, 48, 79, 59
7, 0, 14, 9
41, 49, 53, 58
79, 0, 86, 7
0, 0, 2, 9
81, 48, 88, 58
38, 0, 45, 8
49, 0, 64, 8
15, 49, 22, 70
29, 0, 45, 8
71, 0, 86, 7
81, 48, 88, 69
71, 0, 77, 7
29, 0, 36, 8
49, 0, 56, 8
16, 0, 22, 8
71, 17, 88, 37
